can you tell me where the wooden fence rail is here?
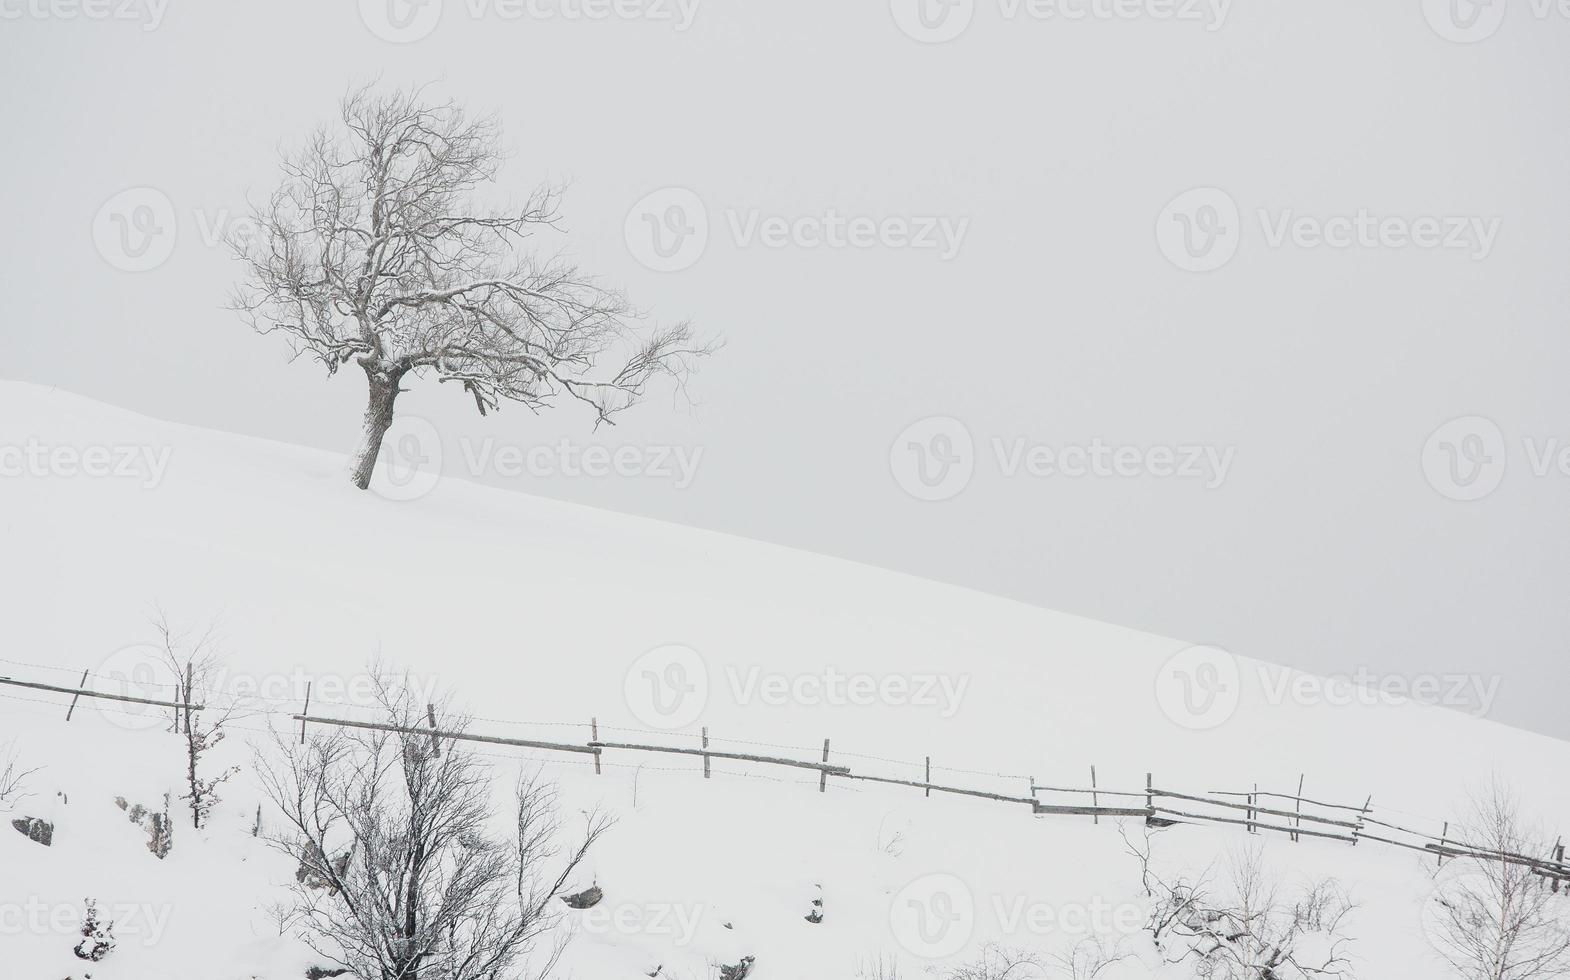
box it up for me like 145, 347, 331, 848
7, 670, 1569, 888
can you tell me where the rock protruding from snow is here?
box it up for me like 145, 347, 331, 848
10, 816, 53, 846
115, 795, 173, 859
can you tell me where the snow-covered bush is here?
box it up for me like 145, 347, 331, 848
1123, 825, 1356, 979
73, 898, 116, 962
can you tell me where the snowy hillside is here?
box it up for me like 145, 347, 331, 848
2, 380, 1568, 980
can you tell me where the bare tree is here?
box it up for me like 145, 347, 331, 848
1429, 782, 1570, 980
153, 613, 241, 829
230, 83, 716, 489
0, 740, 40, 811
256, 672, 611, 980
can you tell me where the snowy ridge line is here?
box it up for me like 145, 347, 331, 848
7, 669, 1570, 887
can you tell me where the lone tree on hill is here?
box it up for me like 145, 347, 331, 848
230, 83, 714, 489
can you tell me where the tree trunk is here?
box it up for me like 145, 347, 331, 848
350, 365, 404, 490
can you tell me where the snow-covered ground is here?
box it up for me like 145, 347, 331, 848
2, 380, 1567, 979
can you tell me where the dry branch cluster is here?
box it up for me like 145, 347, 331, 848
256, 673, 610, 980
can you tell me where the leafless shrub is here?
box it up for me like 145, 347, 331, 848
0, 740, 40, 811
1429, 781, 1570, 980
230, 82, 717, 489
854, 951, 904, 980
1121, 824, 1356, 979
152, 612, 242, 829
256, 670, 611, 980
945, 943, 1047, 980
1045, 937, 1136, 980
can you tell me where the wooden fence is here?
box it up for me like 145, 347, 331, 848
5, 671, 1568, 888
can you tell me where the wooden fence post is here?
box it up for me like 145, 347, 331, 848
1146, 773, 1153, 822
819, 739, 831, 793
1091, 765, 1100, 825
702, 727, 711, 780
925, 757, 932, 798
1293, 774, 1304, 843
1438, 822, 1449, 867
592, 718, 601, 775
1352, 795, 1371, 846
64, 669, 89, 722
425, 704, 441, 758
299, 682, 312, 745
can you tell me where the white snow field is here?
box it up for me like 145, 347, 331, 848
1, 380, 1567, 979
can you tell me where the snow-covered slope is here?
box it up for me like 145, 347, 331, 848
1, 381, 1565, 979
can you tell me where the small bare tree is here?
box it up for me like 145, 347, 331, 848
231, 83, 716, 489
153, 613, 241, 829
1429, 782, 1570, 980
945, 944, 1046, 980
257, 672, 610, 980
0, 740, 39, 811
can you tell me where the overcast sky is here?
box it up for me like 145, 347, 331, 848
3, 1, 1568, 738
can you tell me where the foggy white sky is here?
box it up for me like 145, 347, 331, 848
2, 1, 1568, 737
